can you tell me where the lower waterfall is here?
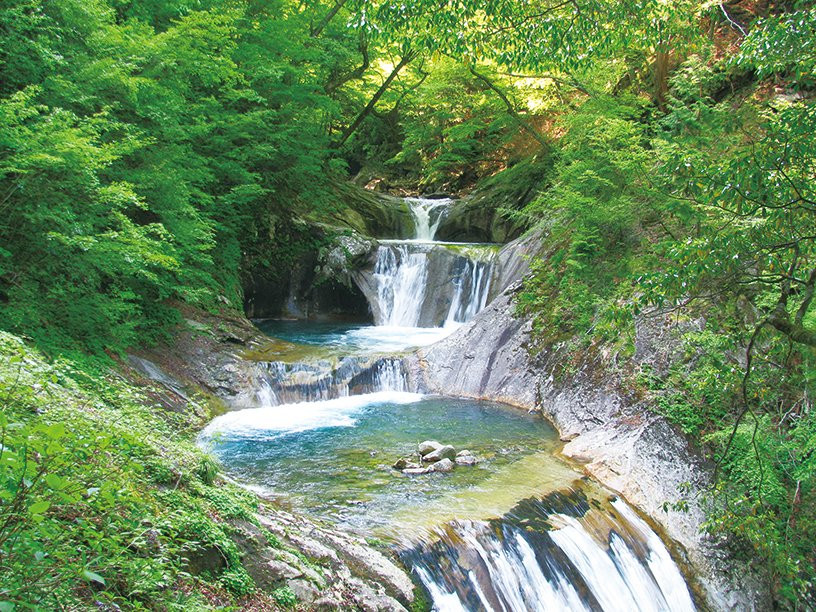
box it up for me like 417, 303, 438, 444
402, 491, 696, 612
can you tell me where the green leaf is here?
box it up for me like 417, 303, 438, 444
45, 473, 67, 490
82, 569, 106, 586
29, 500, 50, 515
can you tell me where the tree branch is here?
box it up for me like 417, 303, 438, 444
310, 0, 348, 37
333, 51, 416, 148
468, 66, 550, 150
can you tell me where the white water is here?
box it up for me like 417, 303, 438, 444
406, 197, 452, 241
368, 197, 495, 329
373, 244, 430, 327
444, 258, 493, 326
406, 497, 696, 612
201, 391, 424, 440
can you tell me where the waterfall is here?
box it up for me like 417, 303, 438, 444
373, 244, 430, 327
444, 258, 493, 326
373, 358, 408, 392
406, 197, 452, 241
402, 492, 696, 612
253, 356, 408, 405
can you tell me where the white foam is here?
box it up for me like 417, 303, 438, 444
201, 391, 424, 440
344, 325, 458, 352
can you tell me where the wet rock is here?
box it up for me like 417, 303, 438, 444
418, 440, 442, 456
455, 455, 477, 466
429, 458, 455, 473
402, 467, 430, 475
422, 445, 455, 463
392, 457, 409, 469
456, 449, 473, 457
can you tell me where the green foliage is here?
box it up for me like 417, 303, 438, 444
271, 585, 298, 608
517, 95, 656, 343
0, 0, 362, 355
513, 8, 816, 605
0, 331, 272, 609
735, 6, 816, 87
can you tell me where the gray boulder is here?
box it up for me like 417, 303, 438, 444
429, 458, 455, 473
418, 440, 443, 456
455, 455, 478, 466
403, 467, 430, 476
423, 445, 456, 463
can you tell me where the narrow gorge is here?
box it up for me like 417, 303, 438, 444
176, 196, 751, 611
4, 4, 810, 609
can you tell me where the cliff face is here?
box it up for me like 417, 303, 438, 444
405, 284, 769, 611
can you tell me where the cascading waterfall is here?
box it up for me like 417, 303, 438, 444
402, 491, 696, 612
253, 356, 408, 406
373, 244, 431, 327
444, 258, 493, 326
406, 197, 453, 241
229, 195, 699, 611
367, 197, 495, 328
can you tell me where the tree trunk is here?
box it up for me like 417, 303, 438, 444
334, 51, 415, 147
311, 0, 348, 37
469, 66, 550, 150
654, 48, 670, 111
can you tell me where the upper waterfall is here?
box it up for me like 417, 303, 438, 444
405, 197, 452, 241
351, 196, 498, 329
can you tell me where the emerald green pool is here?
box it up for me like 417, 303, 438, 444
200, 392, 582, 536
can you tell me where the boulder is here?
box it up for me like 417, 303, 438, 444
456, 450, 473, 457
422, 445, 456, 463
455, 455, 478, 466
403, 467, 430, 475
418, 440, 443, 456
392, 457, 408, 470
429, 458, 455, 473
287, 578, 320, 603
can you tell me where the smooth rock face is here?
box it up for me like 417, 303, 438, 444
429, 458, 455, 473
408, 283, 771, 611
422, 445, 455, 463
408, 288, 537, 409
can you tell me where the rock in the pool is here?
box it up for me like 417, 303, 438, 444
403, 467, 430, 475
423, 445, 456, 463
456, 455, 477, 466
418, 440, 443, 456
429, 458, 455, 473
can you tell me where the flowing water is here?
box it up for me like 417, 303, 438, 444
406, 197, 453, 241
404, 492, 695, 612
207, 196, 697, 611
366, 198, 498, 329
